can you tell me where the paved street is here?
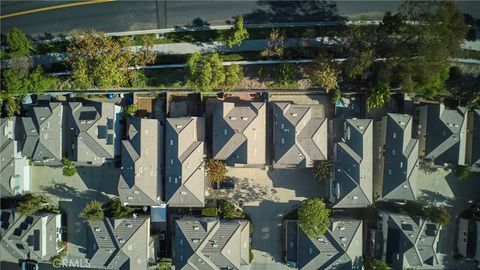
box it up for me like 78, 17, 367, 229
211, 167, 327, 270
417, 169, 480, 269
29, 165, 120, 260
2, 1, 480, 36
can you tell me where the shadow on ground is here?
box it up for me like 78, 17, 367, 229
244, 200, 302, 264
76, 165, 120, 196
243, 0, 346, 23
268, 168, 327, 199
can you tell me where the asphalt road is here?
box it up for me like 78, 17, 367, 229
2, 1, 479, 37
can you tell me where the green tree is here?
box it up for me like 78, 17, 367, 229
367, 83, 391, 110
329, 88, 341, 103
219, 200, 245, 219
80, 200, 104, 222
186, 53, 225, 92
424, 206, 449, 225
206, 159, 228, 185
309, 56, 339, 93
4, 95, 21, 118
386, 1, 467, 95
223, 64, 243, 91
67, 30, 153, 89
223, 16, 249, 48
108, 197, 134, 218
415, 66, 449, 99
6, 27, 30, 57
261, 29, 285, 58
2, 66, 58, 95
342, 25, 374, 80
201, 207, 219, 217
124, 104, 138, 117
455, 165, 471, 180
298, 198, 330, 238
313, 160, 332, 181
62, 157, 77, 176
364, 257, 390, 270
278, 63, 295, 88
17, 193, 51, 216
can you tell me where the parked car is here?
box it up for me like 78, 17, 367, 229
21, 260, 38, 270
212, 178, 235, 190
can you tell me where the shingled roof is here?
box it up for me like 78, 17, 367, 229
86, 217, 150, 270
380, 212, 441, 269
420, 103, 468, 166
212, 102, 266, 165
173, 216, 250, 270
118, 118, 163, 206
165, 117, 205, 208
332, 119, 373, 208
17, 102, 64, 165
380, 114, 419, 201
273, 102, 328, 168
67, 101, 121, 165
286, 219, 363, 270
0, 209, 62, 262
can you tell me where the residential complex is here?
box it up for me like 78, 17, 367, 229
1, 95, 480, 270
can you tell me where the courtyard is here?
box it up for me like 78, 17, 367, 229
210, 167, 327, 270
416, 168, 480, 269
29, 165, 120, 260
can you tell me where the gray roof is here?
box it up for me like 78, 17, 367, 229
118, 118, 163, 206
173, 216, 250, 270
212, 102, 266, 165
273, 103, 328, 168
0, 209, 61, 262
1, 118, 16, 197
287, 219, 363, 270
381, 114, 418, 201
422, 104, 468, 166
68, 102, 121, 164
1, 118, 31, 198
86, 217, 150, 270
165, 117, 205, 208
380, 212, 441, 269
333, 119, 373, 208
470, 110, 480, 167
17, 102, 64, 165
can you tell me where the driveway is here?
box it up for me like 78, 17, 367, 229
30, 165, 120, 259
210, 167, 326, 270
417, 168, 480, 268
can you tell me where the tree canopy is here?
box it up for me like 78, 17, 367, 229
79, 200, 104, 222
298, 198, 330, 238
62, 157, 77, 176
313, 160, 332, 181
1, 65, 58, 95
223, 16, 249, 48
309, 56, 339, 93
6, 27, 30, 57
367, 83, 391, 110
17, 193, 53, 216
186, 53, 243, 91
67, 30, 154, 89
363, 257, 390, 270
206, 159, 228, 184
108, 197, 134, 218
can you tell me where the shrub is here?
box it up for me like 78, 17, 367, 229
219, 200, 245, 219
201, 207, 219, 217
313, 160, 332, 181
62, 157, 77, 176
123, 104, 138, 117
223, 16, 249, 48
205, 159, 227, 184
455, 165, 471, 180
17, 193, 52, 216
108, 197, 134, 218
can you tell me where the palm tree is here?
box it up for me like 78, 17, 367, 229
313, 160, 332, 181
